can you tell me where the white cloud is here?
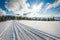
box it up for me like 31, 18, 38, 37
5, 0, 60, 17
25, 2, 44, 17
46, 0, 60, 10
26, 13, 60, 17
5, 0, 29, 15
0, 9, 6, 16
43, 0, 60, 15
31, 2, 43, 13
5, 0, 44, 16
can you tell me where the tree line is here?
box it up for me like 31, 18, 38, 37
0, 15, 56, 22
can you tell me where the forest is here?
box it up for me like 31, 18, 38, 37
0, 15, 58, 22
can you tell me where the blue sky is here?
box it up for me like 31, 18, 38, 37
0, 0, 13, 14
0, 0, 60, 17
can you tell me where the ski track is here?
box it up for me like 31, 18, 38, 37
0, 20, 60, 40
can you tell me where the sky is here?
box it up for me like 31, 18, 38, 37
0, 0, 60, 17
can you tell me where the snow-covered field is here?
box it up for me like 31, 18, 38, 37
0, 21, 12, 34
18, 20, 60, 37
0, 20, 60, 40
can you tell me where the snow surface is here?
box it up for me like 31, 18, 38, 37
0, 21, 12, 34
0, 20, 60, 40
18, 20, 60, 37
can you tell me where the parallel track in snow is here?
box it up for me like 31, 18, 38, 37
0, 20, 60, 40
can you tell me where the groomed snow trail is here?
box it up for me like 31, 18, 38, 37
0, 20, 60, 40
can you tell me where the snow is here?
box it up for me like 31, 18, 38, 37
18, 20, 60, 37
0, 21, 12, 34
0, 20, 60, 40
